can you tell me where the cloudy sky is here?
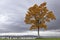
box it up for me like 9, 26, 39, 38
0, 0, 60, 33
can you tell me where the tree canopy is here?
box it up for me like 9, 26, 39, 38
24, 2, 56, 30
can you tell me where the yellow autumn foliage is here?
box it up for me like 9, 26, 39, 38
45, 18, 50, 22
24, 2, 56, 30
30, 20, 36, 24
39, 2, 46, 8
30, 25, 37, 30
39, 23, 47, 29
47, 11, 56, 20
42, 7, 49, 13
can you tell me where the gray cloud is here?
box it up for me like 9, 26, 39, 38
0, 0, 59, 33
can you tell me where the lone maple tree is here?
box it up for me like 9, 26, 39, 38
24, 2, 56, 37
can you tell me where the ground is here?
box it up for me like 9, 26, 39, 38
0, 38, 60, 40
35, 38, 60, 40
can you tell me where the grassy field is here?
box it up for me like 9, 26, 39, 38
0, 38, 60, 40
35, 38, 60, 40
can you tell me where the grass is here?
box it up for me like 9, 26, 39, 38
35, 38, 60, 40
0, 38, 60, 40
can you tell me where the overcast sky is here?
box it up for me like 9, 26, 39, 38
0, 0, 60, 33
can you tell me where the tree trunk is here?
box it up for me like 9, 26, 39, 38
38, 26, 40, 38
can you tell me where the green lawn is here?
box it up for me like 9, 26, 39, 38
0, 38, 60, 40
35, 38, 60, 40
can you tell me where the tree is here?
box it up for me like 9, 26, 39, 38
24, 2, 56, 38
